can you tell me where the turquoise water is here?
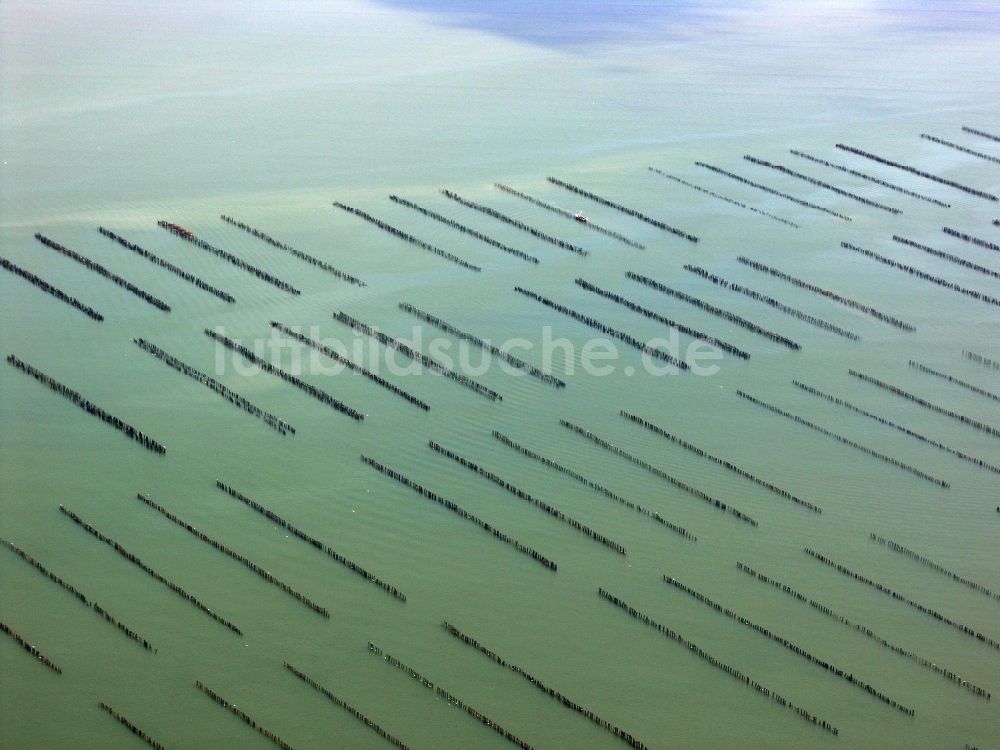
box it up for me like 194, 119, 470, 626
2, 2, 999, 748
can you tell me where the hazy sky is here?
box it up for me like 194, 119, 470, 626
370, 0, 1000, 47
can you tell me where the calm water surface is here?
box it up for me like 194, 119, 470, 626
1, 2, 998, 748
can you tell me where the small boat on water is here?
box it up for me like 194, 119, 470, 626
574, 212, 589, 223
164, 222, 194, 238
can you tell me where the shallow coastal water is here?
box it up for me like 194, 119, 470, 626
1, 2, 999, 748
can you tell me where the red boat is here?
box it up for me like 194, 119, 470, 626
166, 222, 194, 238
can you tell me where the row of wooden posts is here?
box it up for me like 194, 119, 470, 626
361, 455, 557, 571
737, 562, 990, 699
368, 642, 535, 750
7, 355, 166, 454
35, 233, 171, 311
627, 271, 801, 350
804, 548, 1000, 652
428, 440, 627, 555
1, 255, 104, 320
492, 430, 696, 540
841, 241, 1000, 308
220, 214, 366, 285
158, 220, 301, 293
388, 195, 539, 264
514, 286, 688, 370
442, 188, 588, 256
835, 144, 998, 202
663, 574, 915, 715
743, 155, 901, 213
788, 149, 950, 206
546, 177, 700, 242
736, 255, 915, 331
494, 182, 647, 247
59, 505, 243, 635
598, 588, 838, 735
792, 380, 1000, 475
99, 226, 236, 302
647, 166, 799, 227
736, 389, 950, 488
694, 162, 851, 220
560, 419, 758, 527
684, 264, 861, 340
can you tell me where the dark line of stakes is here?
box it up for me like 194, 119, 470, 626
368, 642, 536, 750
283, 661, 412, 749
546, 176, 699, 241
428, 440, 627, 555
205, 328, 365, 420
34, 232, 171, 311
920, 134, 1000, 165
285, 661, 410, 750
908, 359, 1000, 404
221, 214, 366, 285
743, 155, 901, 213
647, 166, 799, 227
840, 241, 1000, 308
684, 265, 860, 340
388, 195, 539, 264
332, 201, 481, 271
135, 337, 295, 435
575, 277, 751, 359
494, 182, 647, 247
158, 220, 301, 293
694, 162, 851, 220
736, 562, 990, 699
892, 235, 1000, 281
804, 548, 1000, 652
2, 538, 156, 652
398, 303, 565, 387
1, 255, 105, 321
849, 369, 1000, 439
215, 480, 406, 602
58, 505, 243, 636
788, 150, 950, 207
737, 255, 915, 331
735, 389, 950, 488
620, 411, 822, 513
626, 271, 801, 350
135, 492, 330, 617
561, 419, 757, 526
332, 311, 501, 401
870, 532, 1000, 602
361, 455, 557, 571
662, 574, 914, 715
962, 126, 1000, 142
442, 621, 650, 750
943, 226, 1000, 254
834, 144, 998, 202
270, 321, 430, 411
195, 680, 295, 750
597, 589, 838, 735
792, 379, 1000, 475
964, 350, 1000, 372
513, 286, 689, 370
1, 622, 62, 674
492, 430, 696, 540
99, 226, 236, 302
6, 354, 166, 454
98, 702, 165, 750
441, 188, 588, 256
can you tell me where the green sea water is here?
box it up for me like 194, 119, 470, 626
1, 2, 998, 748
